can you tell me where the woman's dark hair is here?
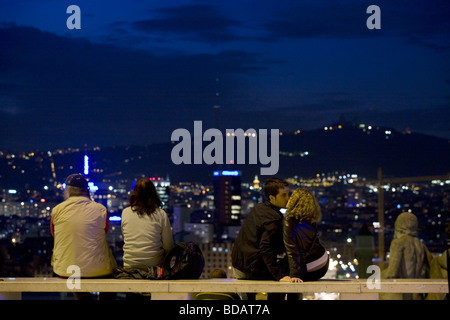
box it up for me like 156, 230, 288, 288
128, 178, 162, 215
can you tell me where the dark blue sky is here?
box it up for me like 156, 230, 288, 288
1, 0, 449, 152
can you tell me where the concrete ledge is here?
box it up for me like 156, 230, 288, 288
168, 279, 362, 294
360, 279, 449, 293
0, 277, 447, 296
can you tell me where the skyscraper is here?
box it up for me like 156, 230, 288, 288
151, 176, 170, 210
213, 170, 241, 242
131, 176, 170, 210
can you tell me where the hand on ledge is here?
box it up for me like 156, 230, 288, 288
279, 276, 303, 283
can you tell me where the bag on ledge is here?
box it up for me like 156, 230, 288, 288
163, 241, 205, 279
113, 241, 204, 280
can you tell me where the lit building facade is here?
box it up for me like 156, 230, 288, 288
213, 170, 241, 242
199, 242, 234, 279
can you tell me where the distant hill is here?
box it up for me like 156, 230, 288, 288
1, 122, 449, 189
276, 123, 450, 181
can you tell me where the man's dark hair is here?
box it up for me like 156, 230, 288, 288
66, 185, 90, 198
263, 177, 289, 201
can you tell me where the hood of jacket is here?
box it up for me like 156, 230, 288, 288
394, 212, 418, 239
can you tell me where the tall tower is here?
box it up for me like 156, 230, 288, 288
213, 77, 220, 130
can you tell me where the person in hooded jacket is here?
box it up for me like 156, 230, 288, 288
380, 211, 432, 300
283, 188, 329, 282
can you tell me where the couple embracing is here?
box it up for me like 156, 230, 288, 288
232, 178, 329, 299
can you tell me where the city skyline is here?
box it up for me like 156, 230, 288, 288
1, 0, 449, 152
1, 1, 449, 282
1, 167, 448, 280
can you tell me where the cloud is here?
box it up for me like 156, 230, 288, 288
0, 25, 275, 151
1, 0, 449, 152
262, 0, 450, 50
263, 2, 368, 40
131, 4, 246, 43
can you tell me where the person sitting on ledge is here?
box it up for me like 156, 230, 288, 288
232, 177, 292, 300
50, 173, 117, 300
283, 188, 329, 284
380, 211, 432, 300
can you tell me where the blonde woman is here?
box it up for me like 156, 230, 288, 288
283, 188, 329, 282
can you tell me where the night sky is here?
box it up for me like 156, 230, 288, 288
1, 0, 449, 152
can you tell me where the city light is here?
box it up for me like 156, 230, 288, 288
88, 182, 98, 192
213, 170, 240, 176
0, 146, 448, 286
84, 155, 89, 175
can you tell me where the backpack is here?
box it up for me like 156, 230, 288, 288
163, 241, 205, 279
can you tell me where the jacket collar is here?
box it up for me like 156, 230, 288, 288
265, 201, 284, 216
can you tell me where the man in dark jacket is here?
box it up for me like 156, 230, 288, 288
232, 177, 291, 299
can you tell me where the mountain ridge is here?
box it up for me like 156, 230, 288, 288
1, 122, 449, 189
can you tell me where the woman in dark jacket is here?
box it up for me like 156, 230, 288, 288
283, 188, 329, 282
